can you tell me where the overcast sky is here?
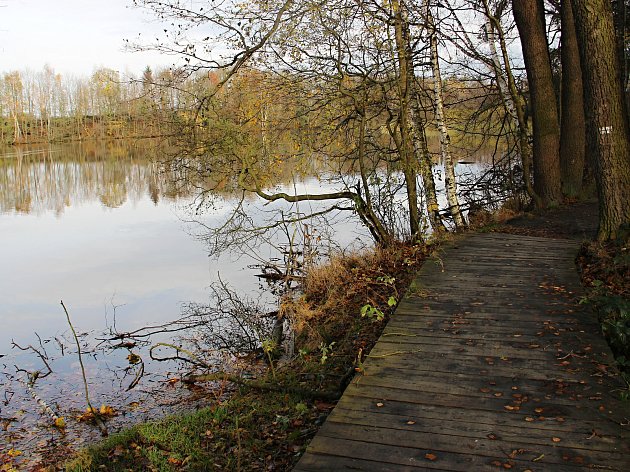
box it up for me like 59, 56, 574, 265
0, 0, 178, 77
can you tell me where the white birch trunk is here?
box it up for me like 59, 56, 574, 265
484, 17, 517, 126
428, 8, 465, 229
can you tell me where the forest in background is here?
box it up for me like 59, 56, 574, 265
2, 0, 629, 244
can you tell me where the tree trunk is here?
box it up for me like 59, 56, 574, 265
427, 7, 465, 229
513, 0, 563, 208
484, 14, 517, 124
560, 0, 586, 198
483, 0, 539, 207
572, 0, 630, 241
357, 94, 392, 245
611, 0, 628, 91
393, 0, 422, 238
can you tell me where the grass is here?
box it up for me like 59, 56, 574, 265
64, 392, 320, 472
53, 241, 432, 471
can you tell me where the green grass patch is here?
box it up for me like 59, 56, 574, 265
64, 391, 326, 471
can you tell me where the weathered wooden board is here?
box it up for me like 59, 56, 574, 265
293, 233, 630, 471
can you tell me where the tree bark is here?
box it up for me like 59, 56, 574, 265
560, 0, 586, 198
393, 0, 422, 238
483, 0, 540, 207
572, 0, 630, 241
513, 0, 563, 207
427, 7, 465, 229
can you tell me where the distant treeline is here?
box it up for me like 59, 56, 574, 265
0, 66, 225, 144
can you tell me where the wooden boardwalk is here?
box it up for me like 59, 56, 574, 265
294, 233, 630, 471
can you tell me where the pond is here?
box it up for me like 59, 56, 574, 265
0, 140, 374, 463
0, 140, 491, 463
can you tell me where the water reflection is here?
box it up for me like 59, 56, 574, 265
0, 140, 369, 464
0, 141, 244, 463
0, 140, 192, 215
0, 140, 491, 463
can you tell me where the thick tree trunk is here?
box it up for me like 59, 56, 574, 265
513, 0, 563, 208
427, 8, 465, 229
560, 0, 586, 198
392, 0, 421, 238
483, 0, 539, 207
572, 0, 630, 241
611, 0, 628, 91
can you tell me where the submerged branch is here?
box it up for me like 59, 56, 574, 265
182, 371, 344, 402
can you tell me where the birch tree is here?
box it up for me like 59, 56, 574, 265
425, 3, 465, 229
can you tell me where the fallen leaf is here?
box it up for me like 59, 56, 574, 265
54, 417, 66, 429
99, 404, 117, 417
406, 420, 416, 425
314, 401, 336, 411
534, 408, 544, 413
7, 449, 21, 458
376, 402, 384, 407
552, 437, 561, 443
425, 453, 437, 461
127, 353, 141, 364
525, 417, 535, 422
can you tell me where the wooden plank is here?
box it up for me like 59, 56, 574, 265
294, 233, 630, 471
346, 372, 624, 418
315, 419, 626, 467
324, 408, 629, 454
333, 395, 628, 439
339, 382, 625, 428
295, 435, 596, 472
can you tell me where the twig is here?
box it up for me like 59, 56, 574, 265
126, 361, 145, 391
368, 349, 425, 358
383, 332, 419, 337
149, 342, 212, 368
182, 372, 342, 401
61, 300, 108, 436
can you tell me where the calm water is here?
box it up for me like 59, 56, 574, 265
1, 142, 215, 347
0, 141, 372, 461
0, 141, 486, 461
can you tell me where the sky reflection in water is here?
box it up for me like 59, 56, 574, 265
0, 144, 293, 459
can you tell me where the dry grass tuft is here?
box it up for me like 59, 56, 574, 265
282, 243, 430, 358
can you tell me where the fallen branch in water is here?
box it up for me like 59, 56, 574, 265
182, 368, 353, 402
12, 339, 60, 423
149, 342, 213, 369
61, 300, 108, 436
